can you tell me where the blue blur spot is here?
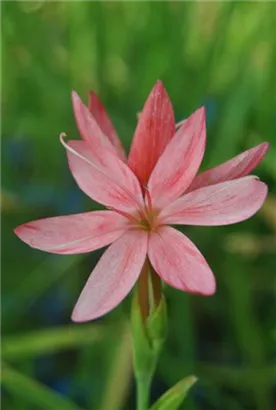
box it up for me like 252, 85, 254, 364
2, 137, 32, 166
17, 184, 85, 213
35, 355, 55, 378
202, 97, 218, 126
49, 376, 72, 396
56, 188, 86, 213
37, 287, 70, 326
20, 184, 57, 207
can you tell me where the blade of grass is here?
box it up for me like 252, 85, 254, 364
198, 362, 276, 389
99, 323, 132, 410
224, 254, 272, 410
1, 363, 84, 410
4, 255, 81, 325
2, 324, 105, 360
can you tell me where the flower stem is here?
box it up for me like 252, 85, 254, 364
132, 262, 167, 410
138, 260, 150, 321
136, 373, 152, 410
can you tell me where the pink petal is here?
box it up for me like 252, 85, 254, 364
72, 91, 118, 157
62, 138, 144, 212
148, 227, 215, 295
14, 211, 128, 254
88, 91, 126, 161
188, 142, 269, 192
159, 176, 268, 226
148, 107, 206, 208
128, 80, 175, 185
72, 229, 148, 322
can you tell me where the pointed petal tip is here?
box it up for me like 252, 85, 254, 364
13, 226, 20, 238
261, 141, 270, 153
250, 180, 268, 211
181, 105, 205, 133
14, 224, 27, 240
71, 310, 80, 323
71, 307, 103, 323
194, 105, 206, 120
71, 89, 79, 100
254, 141, 270, 158
13, 223, 35, 247
258, 180, 268, 202
88, 90, 98, 101
152, 79, 166, 94
71, 90, 83, 109
185, 269, 216, 296
176, 276, 216, 297
71, 90, 85, 109
71, 308, 90, 323
156, 78, 164, 86
198, 279, 216, 296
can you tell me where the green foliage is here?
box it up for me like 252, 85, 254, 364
2, 324, 105, 360
150, 376, 197, 410
1, 1, 276, 410
1, 364, 84, 410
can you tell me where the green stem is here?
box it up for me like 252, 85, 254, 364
136, 373, 152, 410
132, 262, 166, 410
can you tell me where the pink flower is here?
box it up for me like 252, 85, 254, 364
14, 80, 268, 322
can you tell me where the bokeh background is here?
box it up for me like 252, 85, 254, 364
1, 1, 276, 409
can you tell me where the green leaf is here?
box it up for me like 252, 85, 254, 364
1, 363, 84, 410
150, 375, 198, 410
2, 324, 105, 359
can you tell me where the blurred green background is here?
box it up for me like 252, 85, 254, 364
1, 1, 276, 409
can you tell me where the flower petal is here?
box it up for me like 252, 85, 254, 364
62, 137, 144, 212
72, 229, 148, 322
14, 211, 128, 254
188, 142, 269, 192
159, 176, 268, 226
148, 227, 215, 295
128, 80, 175, 185
148, 107, 206, 208
88, 91, 126, 161
72, 91, 118, 156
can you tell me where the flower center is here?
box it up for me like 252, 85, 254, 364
137, 209, 159, 232
108, 188, 160, 232
136, 187, 159, 231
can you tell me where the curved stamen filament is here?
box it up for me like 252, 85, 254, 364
60, 133, 93, 166
175, 118, 186, 130
60, 133, 146, 215
144, 185, 153, 214
60, 133, 157, 229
